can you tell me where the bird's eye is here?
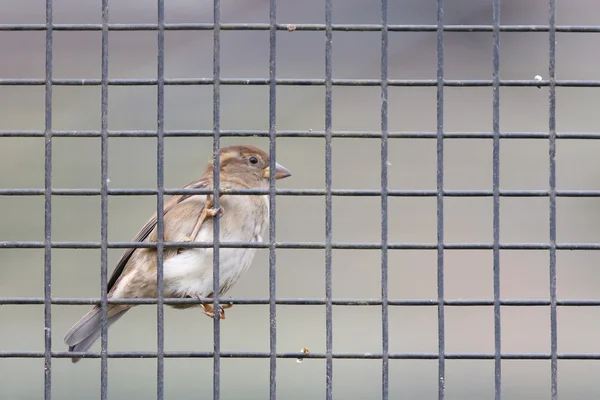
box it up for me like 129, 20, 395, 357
249, 156, 259, 164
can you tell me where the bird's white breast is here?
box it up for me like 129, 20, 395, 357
162, 195, 269, 298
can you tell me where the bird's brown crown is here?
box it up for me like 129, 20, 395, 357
218, 145, 270, 169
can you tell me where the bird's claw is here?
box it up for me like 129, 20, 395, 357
177, 206, 223, 255
201, 302, 233, 319
205, 206, 224, 217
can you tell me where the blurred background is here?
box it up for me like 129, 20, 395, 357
2, 0, 600, 398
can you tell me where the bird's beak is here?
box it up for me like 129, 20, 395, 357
263, 162, 292, 180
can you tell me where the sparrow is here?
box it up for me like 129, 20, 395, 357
64, 144, 292, 363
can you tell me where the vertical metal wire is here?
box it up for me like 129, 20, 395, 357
268, 0, 278, 398
325, 0, 333, 400
491, 1, 502, 399
99, 0, 110, 399
43, 0, 53, 398
156, 0, 166, 398
435, 1, 445, 399
548, 0, 558, 398
212, 1, 222, 399
324, 0, 334, 399
379, 0, 389, 399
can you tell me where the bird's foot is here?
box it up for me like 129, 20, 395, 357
201, 302, 233, 319
205, 206, 224, 218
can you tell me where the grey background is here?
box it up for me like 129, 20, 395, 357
2, 0, 600, 398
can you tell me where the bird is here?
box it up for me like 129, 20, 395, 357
63, 144, 292, 363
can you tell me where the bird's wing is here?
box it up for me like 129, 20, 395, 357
106, 178, 210, 294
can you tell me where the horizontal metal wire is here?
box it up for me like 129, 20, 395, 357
0, 78, 597, 87
1, 297, 599, 306
0, 23, 599, 33
3, 130, 600, 139
1, 241, 600, 250
2, 188, 600, 197
1, 351, 600, 360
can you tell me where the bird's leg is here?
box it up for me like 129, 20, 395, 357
182, 197, 224, 242
178, 195, 225, 254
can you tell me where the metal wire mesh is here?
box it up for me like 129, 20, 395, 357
0, 0, 594, 399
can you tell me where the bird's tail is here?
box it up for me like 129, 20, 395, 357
64, 304, 130, 363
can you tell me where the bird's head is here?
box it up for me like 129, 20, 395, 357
204, 145, 292, 187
